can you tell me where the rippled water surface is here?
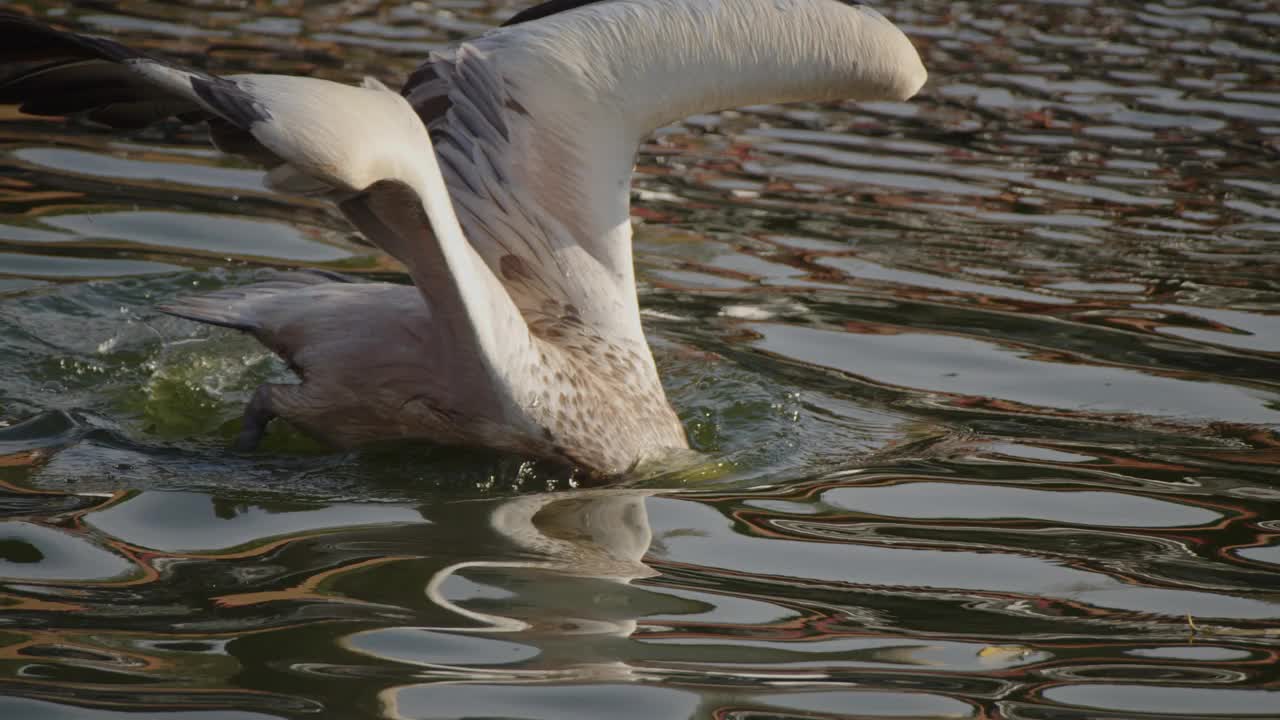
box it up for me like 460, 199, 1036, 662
2, 0, 1279, 718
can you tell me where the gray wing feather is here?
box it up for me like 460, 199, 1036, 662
157, 272, 420, 375
401, 40, 642, 340
157, 271, 350, 333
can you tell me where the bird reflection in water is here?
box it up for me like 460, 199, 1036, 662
340, 488, 668, 707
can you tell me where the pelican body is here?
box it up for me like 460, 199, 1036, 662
0, 0, 926, 475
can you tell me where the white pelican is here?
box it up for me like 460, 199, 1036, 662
0, 0, 926, 476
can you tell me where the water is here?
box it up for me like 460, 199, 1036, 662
1, 0, 1278, 718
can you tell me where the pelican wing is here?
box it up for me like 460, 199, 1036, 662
0, 11, 532, 392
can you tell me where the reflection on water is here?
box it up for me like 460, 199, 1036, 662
1, 0, 1278, 718
3, 470, 1280, 718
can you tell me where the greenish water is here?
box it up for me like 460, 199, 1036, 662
2, 1, 1279, 718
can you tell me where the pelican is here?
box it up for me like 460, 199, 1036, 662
0, 0, 926, 476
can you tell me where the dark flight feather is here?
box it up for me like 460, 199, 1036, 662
501, 0, 610, 27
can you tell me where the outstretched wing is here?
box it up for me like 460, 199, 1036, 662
0, 11, 531, 384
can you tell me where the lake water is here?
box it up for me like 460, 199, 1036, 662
1, 1, 1279, 718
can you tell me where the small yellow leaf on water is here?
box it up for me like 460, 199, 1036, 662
978, 645, 1033, 661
